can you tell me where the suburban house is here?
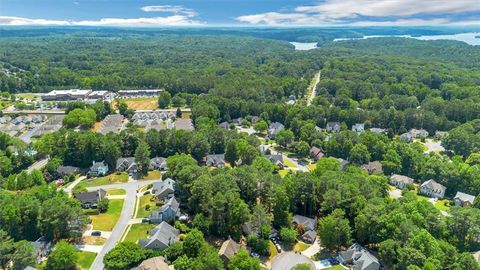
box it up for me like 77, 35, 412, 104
326, 122, 341, 133
131, 256, 171, 270
419, 179, 446, 199
88, 161, 109, 177
149, 157, 168, 171
266, 154, 284, 169
218, 122, 230, 129
292, 215, 317, 244
370, 128, 386, 134
204, 154, 226, 168
116, 157, 138, 176
251, 116, 260, 124
389, 174, 414, 189
301, 230, 317, 244
292, 215, 317, 232
139, 221, 180, 250
399, 132, 413, 143
434, 131, 447, 139
361, 161, 383, 175
75, 189, 106, 209
152, 178, 176, 200
310, 146, 324, 161
339, 243, 380, 270
132, 256, 172, 270
56, 165, 80, 178
30, 236, 52, 264
338, 158, 350, 170
150, 197, 180, 223
453, 192, 476, 207
410, 128, 429, 138
352, 123, 365, 133
267, 122, 285, 138
218, 238, 241, 266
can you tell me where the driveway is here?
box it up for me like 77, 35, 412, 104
62, 176, 86, 197
27, 157, 50, 173
422, 139, 445, 153
307, 71, 321, 106
87, 179, 161, 270
302, 239, 321, 258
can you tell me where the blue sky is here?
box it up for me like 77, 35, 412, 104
0, 0, 479, 26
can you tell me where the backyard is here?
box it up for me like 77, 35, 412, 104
89, 199, 124, 231
123, 223, 156, 243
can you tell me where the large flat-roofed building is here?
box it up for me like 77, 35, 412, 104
87, 90, 111, 101
41, 89, 92, 101
117, 89, 163, 98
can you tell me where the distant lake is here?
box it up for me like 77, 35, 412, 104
290, 42, 318, 50
333, 32, 480, 46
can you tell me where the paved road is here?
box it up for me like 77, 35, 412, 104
87, 179, 160, 270
27, 157, 50, 173
307, 71, 321, 106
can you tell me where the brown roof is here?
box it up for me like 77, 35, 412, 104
132, 256, 172, 270
218, 239, 240, 260
310, 146, 324, 159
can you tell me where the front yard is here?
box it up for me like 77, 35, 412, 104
76, 251, 96, 270
123, 223, 156, 243
89, 199, 124, 231
141, 170, 161, 180
75, 173, 128, 190
106, 188, 126, 195
136, 194, 159, 218
434, 199, 451, 212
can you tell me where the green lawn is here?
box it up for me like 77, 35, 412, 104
106, 188, 126, 195
279, 170, 290, 178
76, 173, 128, 190
306, 163, 317, 171
76, 251, 96, 270
16, 93, 39, 100
123, 223, 156, 243
136, 194, 159, 218
293, 241, 310, 252
434, 199, 451, 212
284, 159, 297, 168
141, 170, 161, 180
268, 241, 278, 261
90, 199, 124, 231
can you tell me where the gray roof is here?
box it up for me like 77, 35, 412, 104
90, 161, 108, 171
266, 154, 284, 165
158, 197, 180, 214
116, 157, 136, 170
339, 243, 380, 270
292, 215, 316, 231
268, 122, 284, 136
218, 239, 241, 260
326, 122, 340, 128
152, 178, 176, 198
56, 165, 80, 176
390, 174, 414, 185
205, 154, 225, 166
454, 192, 475, 204
421, 179, 446, 193
150, 157, 167, 169
140, 221, 179, 249
301, 230, 317, 241
75, 189, 106, 205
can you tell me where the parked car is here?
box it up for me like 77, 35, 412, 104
329, 257, 340, 265
143, 191, 150, 195
251, 252, 260, 258
142, 217, 150, 223
275, 243, 282, 253
91, 231, 101, 236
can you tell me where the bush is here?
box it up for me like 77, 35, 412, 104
98, 198, 109, 213
280, 227, 298, 245
247, 235, 269, 255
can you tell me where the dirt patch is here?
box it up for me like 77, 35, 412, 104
82, 236, 107, 246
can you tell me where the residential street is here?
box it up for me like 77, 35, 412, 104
86, 179, 160, 270
63, 176, 86, 197
307, 71, 321, 106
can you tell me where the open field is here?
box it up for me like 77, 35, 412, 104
136, 194, 159, 218
76, 251, 96, 270
123, 223, 156, 243
115, 97, 158, 110
90, 199, 124, 231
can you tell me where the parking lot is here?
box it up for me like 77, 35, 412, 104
98, 114, 125, 134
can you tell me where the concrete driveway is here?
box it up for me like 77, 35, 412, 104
86, 179, 161, 270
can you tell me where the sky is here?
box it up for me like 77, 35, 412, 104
0, 0, 479, 27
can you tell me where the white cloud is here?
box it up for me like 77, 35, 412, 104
140, 5, 197, 17
0, 15, 203, 26
237, 0, 480, 25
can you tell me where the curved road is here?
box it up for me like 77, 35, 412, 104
86, 179, 160, 270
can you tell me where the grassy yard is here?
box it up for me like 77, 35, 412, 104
106, 188, 126, 196
268, 241, 278, 261
141, 170, 161, 180
116, 97, 158, 110
76, 251, 96, 270
76, 173, 128, 190
136, 194, 159, 218
123, 223, 156, 243
90, 199, 124, 231
324, 266, 344, 270
434, 199, 451, 212
279, 170, 290, 178
16, 93, 39, 100
293, 241, 310, 252
284, 159, 297, 168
